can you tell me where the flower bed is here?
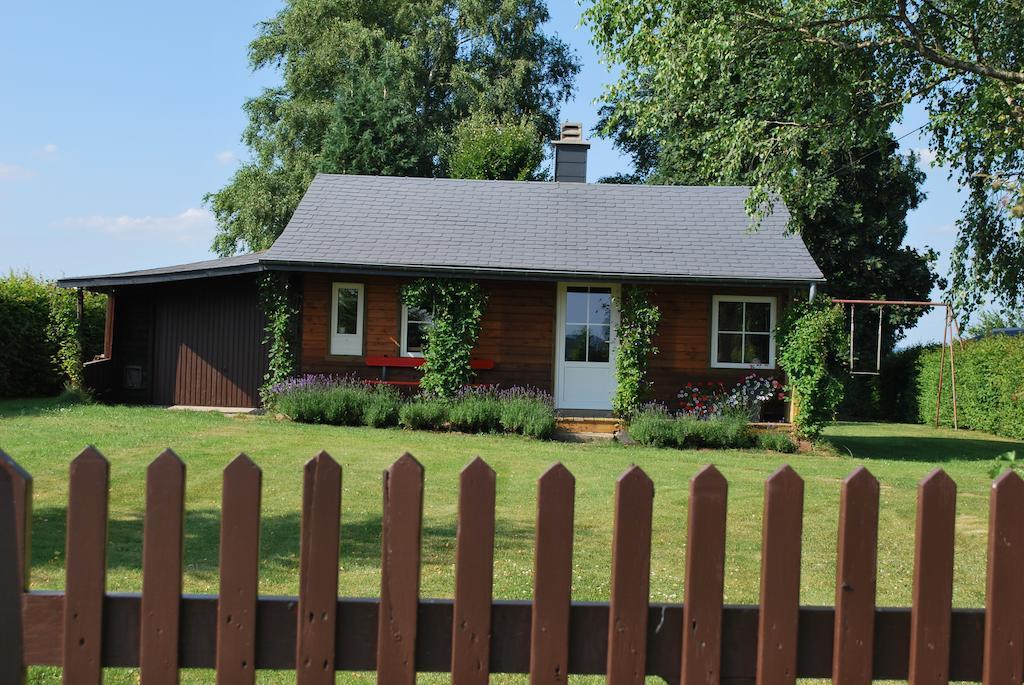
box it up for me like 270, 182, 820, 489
629, 404, 796, 452
265, 375, 556, 439
676, 374, 786, 421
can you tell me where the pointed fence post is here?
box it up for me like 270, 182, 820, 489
0, 450, 32, 592
0, 463, 25, 684
982, 471, 1024, 685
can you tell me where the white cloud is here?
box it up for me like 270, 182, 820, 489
215, 150, 236, 164
41, 143, 58, 156
914, 147, 937, 165
0, 162, 35, 181
926, 222, 957, 235
59, 207, 216, 243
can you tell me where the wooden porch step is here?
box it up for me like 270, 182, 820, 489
555, 416, 622, 434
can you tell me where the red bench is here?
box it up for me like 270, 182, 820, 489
363, 356, 495, 386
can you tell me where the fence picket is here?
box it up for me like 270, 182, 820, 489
62, 447, 110, 685
530, 463, 575, 685
607, 466, 654, 685
909, 469, 956, 685
0, 449, 32, 591
140, 449, 187, 685
216, 454, 262, 685
681, 465, 728, 685
756, 465, 804, 685
296, 451, 342, 685
982, 471, 1024, 685
377, 453, 424, 685
452, 457, 496, 685
0, 463, 24, 685
832, 467, 880, 685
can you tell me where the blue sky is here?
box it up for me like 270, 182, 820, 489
2, 1, 965, 344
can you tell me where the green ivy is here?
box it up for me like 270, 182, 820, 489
776, 296, 849, 438
259, 272, 297, 404
401, 279, 487, 399
47, 288, 85, 390
612, 286, 661, 417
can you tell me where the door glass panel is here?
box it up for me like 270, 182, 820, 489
588, 324, 611, 362
589, 289, 612, 325
717, 333, 744, 364
745, 302, 771, 332
564, 324, 588, 361
745, 334, 770, 365
336, 288, 359, 334
718, 301, 744, 331
566, 288, 589, 324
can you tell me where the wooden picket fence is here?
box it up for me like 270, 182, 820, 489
1, 448, 1023, 684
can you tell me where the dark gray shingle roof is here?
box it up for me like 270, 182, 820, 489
263, 174, 824, 282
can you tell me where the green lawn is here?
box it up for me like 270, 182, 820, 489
1, 398, 1021, 683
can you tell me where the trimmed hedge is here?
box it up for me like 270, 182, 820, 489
843, 336, 1024, 440
0, 273, 106, 398
628, 409, 758, 449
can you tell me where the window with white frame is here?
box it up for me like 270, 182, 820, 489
710, 295, 776, 368
329, 283, 364, 356
401, 304, 433, 356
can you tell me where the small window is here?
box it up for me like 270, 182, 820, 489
564, 286, 612, 363
401, 304, 433, 356
330, 283, 364, 355
711, 295, 776, 369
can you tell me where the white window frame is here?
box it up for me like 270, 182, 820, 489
329, 282, 364, 356
710, 294, 777, 369
400, 303, 433, 357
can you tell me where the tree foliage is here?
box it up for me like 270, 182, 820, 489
401, 279, 488, 399
965, 306, 1024, 337
445, 114, 548, 181
206, 0, 579, 255
585, 0, 1024, 315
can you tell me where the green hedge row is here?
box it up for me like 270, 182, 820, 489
841, 335, 1024, 440
628, 409, 797, 452
0, 273, 106, 398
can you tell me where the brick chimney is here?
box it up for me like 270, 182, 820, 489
551, 122, 590, 183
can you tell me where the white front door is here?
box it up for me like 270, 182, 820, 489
555, 283, 618, 410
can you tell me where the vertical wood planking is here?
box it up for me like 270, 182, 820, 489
909, 469, 956, 685
606, 466, 654, 685
296, 452, 342, 685
0, 464, 25, 684
451, 457, 496, 685
982, 470, 1024, 685
681, 465, 728, 685
140, 449, 187, 685
756, 465, 804, 685
216, 454, 263, 685
0, 450, 32, 591
377, 453, 424, 685
832, 467, 879, 685
62, 447, 110, 685
530, 463, 575, 685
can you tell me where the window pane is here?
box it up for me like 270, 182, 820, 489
335, 288, 359, 335
566, 288, 588, 324
717, 333, 744, 364
588, 324, 610, 362
407, 307, 432, 325
589, 289, 612, 325
564, 324, 588, 361
718, 301, 744, 331
745, 302, 771, 332
744, 334, 770, 365
407, 322, 429, 353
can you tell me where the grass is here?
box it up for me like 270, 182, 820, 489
2, 398, 1022, 684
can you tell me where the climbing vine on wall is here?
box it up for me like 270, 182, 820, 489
401, 278, 487, 399
613, 286, 661, 417
259, 272, 297, 404
776, 296, 848, 438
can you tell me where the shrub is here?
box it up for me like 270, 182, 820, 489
448, 394, 503, 433
693, 414, 756, 448
266, 375, 372, 426
399, 399, 450, 431
757, 431, 798, 453
499, 397, 556, 439
628, 408, 755, 449
361, 387, 402, 427
628, 407, 677, 447
776, 297, 848, 438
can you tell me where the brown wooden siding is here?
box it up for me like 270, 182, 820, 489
151, 277, 268, 407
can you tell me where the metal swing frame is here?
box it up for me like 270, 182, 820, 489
833, 299, 962, 429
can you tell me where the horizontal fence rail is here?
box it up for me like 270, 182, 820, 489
1, 447, 1022, 684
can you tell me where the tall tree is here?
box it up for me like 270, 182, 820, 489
207, 0, 579, 255
585, 0, 1024, 316
444, 114, 548, 181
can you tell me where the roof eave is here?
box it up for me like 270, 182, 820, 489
57, 262, 267, 290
